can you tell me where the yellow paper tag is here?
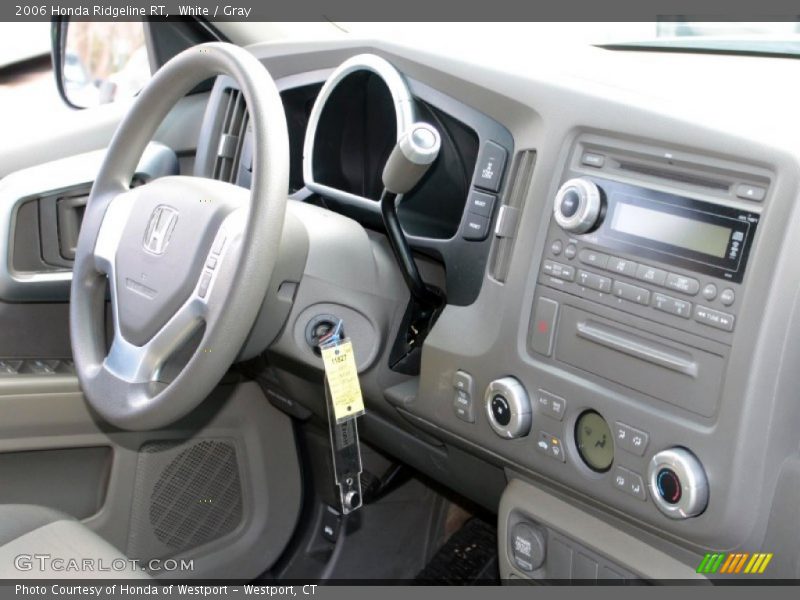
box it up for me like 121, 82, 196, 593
320, 339, 365, 423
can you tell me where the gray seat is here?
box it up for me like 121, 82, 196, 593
0, 505, 150, 579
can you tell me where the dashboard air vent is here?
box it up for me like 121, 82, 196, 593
490, 149, 537, 283
213, 88, 250, 185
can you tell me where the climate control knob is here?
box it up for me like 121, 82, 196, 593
485, 377, 531, 439
647, 448, 709, 519
553, 178, 603, 234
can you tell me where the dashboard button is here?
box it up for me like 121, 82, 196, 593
535, 389, 566, 421
511, 523, 546, 572
473, 141, 507, 192
530, 297, 559, 356
577, 270, 612, 293
581, 152, 605, 168
542, 260, 575, 282
550, 239, 563, 256
720, 288, 736, 306
467, 190, 496, 218
635, 264, 668, 286
462, 214, 490, 241
612, 281, 650, 305
653, 293, 692, 319
606, 256, 637, 278
453, 370, 475, 396
536, 430, 566, 462
564, 244, 577, 260
454, 390, 475, 424
701, 283, 718, 301
665, 273, 700, 295
198, 270, 213, 298
614, 422, 649, 456
735, 183, 766, 201
578, 249, 609, 269
612, 466, 647, 501
694, 305, 735, 331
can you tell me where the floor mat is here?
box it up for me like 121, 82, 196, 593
416, 518, 499, 584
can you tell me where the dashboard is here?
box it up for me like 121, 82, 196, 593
191, 38, 800, 581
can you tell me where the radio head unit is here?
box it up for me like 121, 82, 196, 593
553, 177, 759, 283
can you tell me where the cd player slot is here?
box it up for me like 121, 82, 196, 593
555, 305, 725, 417
575, 320, 698, 378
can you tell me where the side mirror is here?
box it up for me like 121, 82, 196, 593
51, 19, 150, 109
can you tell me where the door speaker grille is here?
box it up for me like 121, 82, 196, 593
127, 439, 244, 559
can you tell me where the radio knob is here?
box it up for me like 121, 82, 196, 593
553, 178, 603, 234
485, 377, 531, 439
647, 448, 709, 519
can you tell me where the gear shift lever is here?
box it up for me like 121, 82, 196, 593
380, 123, 444, 373
380, 123, 442, 308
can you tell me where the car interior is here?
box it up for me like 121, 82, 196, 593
1, 18, 800, 584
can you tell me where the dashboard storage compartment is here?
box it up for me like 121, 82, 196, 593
554, 305, 726, 417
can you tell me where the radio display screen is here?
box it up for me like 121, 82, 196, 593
610, 202, 732, 259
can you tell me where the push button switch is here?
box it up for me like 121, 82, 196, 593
466, 190, 496, 218
473, 141, 507, 192
612, 466, 647, 501
530, 297, 559, 356
613, 422, 649, 456
462, 214, 490, 241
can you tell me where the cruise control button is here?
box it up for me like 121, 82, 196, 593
665, 273, 700, 295
612, 281, 650, 305
606, 256, 637, 278
467, 190, 496, 218
578, 249, 609, 269
653, 292, 692, 318
614, 422, 649, 456
542, 260, 576, 282
694, 305, 735, 331
577, 270, 612, 293
463, 214, 490, 241
635, 264, 667, 286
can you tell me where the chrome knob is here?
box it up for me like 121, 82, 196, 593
553, 178, 602, 234
648, 447, 709, 519
485, 377, 531, 439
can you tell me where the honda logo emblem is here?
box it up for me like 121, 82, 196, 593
143, 205, 179, 255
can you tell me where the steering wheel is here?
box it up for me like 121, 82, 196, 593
70, 43, 289, 431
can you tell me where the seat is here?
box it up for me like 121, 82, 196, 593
0, 505, 151, 579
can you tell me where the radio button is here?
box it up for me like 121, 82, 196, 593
550, 239, 563, 256
564, 244, 577, 260
577, 270, 612, 293
579, 249, 609, 269
720, 288, 736, 306
694, 305, 735, 332
735, 183, 766, 202
665, 273, 700, 296
612, 281, 650, 305
701, 283, 718, 301
653, 293, 692, 319
543, 260, 575, 282
635, 264, 668, 286
606, 256, 638, 278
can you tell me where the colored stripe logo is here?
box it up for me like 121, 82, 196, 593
697, 553, 773, 574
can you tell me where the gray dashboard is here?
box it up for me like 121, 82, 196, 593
193, 38, 800, 580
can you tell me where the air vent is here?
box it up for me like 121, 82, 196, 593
490, 149, 537, 282
213, 88, 250, 186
